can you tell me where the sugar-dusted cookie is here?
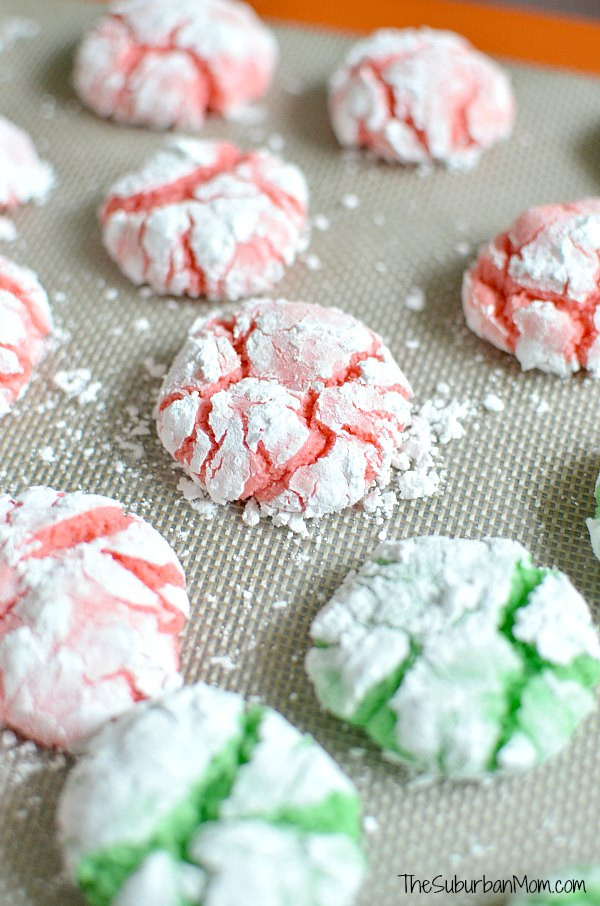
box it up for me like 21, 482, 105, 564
306, 536, 600, 778
329, 28, 514, 169
58, 683, 366, 906
0, 254, 52, 419
101, 139, 308, 301
74, 0, 277, 129
463, 200, 600, 376
0, 486, 188, 750
0, 115, 54, 208
157, 298, 412, 526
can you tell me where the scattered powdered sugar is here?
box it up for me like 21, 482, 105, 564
0, 216, 17, 242
301, 252, 322, 271
0, 16, 40, 52
209, 654, 236, 671
177, 476, 218, 519
53, 368, 102, 405
143, 357, 167, 379
363, 815, 379, 834
404, 286, 426, 312
483, 392, 505, 412
529, 391, 550, 414
341, 193, 360, 209
312, 214, 330, 232
39, 446, 56, 463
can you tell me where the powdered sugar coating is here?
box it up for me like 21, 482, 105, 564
0, 486, 188, 750
306, 536, 600, 778
58, 682, 365, 906
586, 472, 600, 562
101, 139, 308, 301
0, 254, 52, 419
157, 298, 412, 522
329, 28, 514, 169
0, 115, 54, 208
463, 199, 600, 376
74, 0, 278, 129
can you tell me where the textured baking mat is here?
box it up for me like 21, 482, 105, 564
2, 2, 600, 904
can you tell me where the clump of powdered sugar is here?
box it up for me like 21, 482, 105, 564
177, 476, 218, 519
53, 368, 102, 406
0, 17, 40, 52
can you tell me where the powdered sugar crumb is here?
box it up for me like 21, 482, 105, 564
313, 214, 330, 232
0, 17, 40, 52
53, 368, 102, 406
404, 287, 426, 312
483, 392, 505, 412
341, 193, 360, 209
177, 476, 218, 519
209, 654, 236, 671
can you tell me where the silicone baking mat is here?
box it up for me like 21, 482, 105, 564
2, 2, 600, 903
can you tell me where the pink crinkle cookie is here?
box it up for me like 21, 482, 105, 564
74, 0, 278, 129
329, 28, 515, 170
463, 199, 600, 377
0, 115, 55, 208
0, 255, 52, 420
157, 299, 412, 528
0, 486, 189, 750
100, 138, 309, 301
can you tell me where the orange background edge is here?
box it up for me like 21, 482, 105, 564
251, 0, 600, 76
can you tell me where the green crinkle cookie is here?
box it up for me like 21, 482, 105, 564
305, 536, 600, 779
58, 683, 365, 906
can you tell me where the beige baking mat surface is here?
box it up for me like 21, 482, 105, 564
2, 2, 600, 903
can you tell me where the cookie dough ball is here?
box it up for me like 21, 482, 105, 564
0, 486, 189, 750
508, 867, 600, 904
74, 0, 278, 129
58, 682, 366, 906
463, 200, 600, 377
306, 536, 600, 779
157, 298, 412, 525
101, 139, 308, 301
0, 254, 52, 419
0, 116, 55, 208
329, 28, 514, 169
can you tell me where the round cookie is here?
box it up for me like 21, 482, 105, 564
329, 28, 514, 169
463, 199, 600, 377
508, 868, 600, 904
58, 682, 366, 906
0, 486, 188, 750
0, 254, 52, 419
0, 115, 55, 208
100, 139, 308, 301
156, 298, 412, 526
305, 536, 600, 779
74, 0, 277, 130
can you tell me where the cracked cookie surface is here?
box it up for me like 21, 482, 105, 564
58, 682, 365, 906
0, 486, 188, 750
156, 298, 412, 525
0, 115, 54, 209
101, 139, 308, 301
329, 28, 514, 169
74, 0, 277, 129
0, 254, 52, 420
463, 199, 600, 376
306, 536, 600, 778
